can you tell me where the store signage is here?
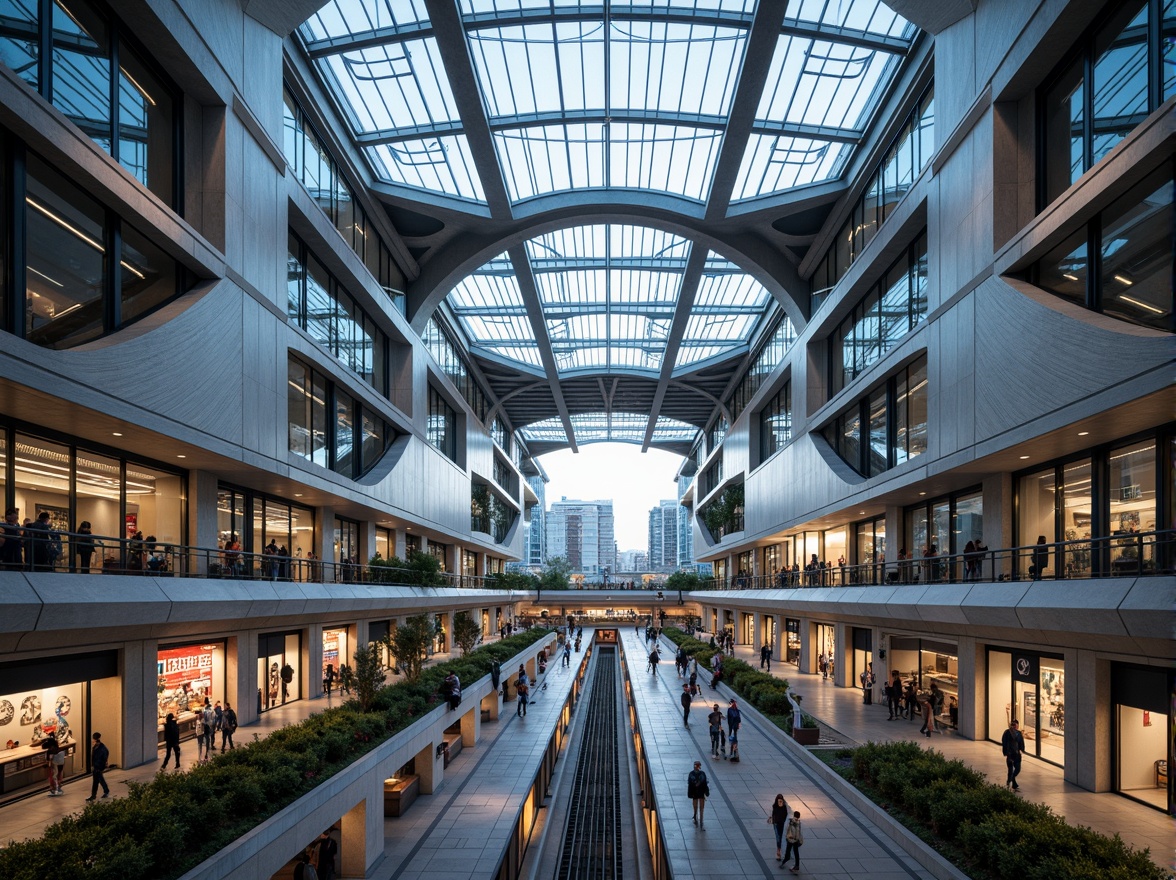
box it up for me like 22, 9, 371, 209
1012, 653, 1038, 683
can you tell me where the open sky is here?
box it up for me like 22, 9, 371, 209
536, 443, 684, 552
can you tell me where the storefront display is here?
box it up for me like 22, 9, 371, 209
889, 638, 959, 729
987, 648, 1064, 765
815, 623, 835, 678
785, 618, 800, 666
259, 631, 301, 712
322, 628, 349, 685
852, 628, 873, 700
157, 643, 225, 742
0, 683, 84, 797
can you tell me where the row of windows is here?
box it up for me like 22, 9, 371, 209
700, 457, 723, 498
423, 318, 490, 424
490, 417, 508, 454
1031, 161, 1173, 331
428, 385, 457, 463
0, 0, 179, 208
828, 232, 928, 396
706, 417, 727, 457
728, 316, 796, 420
283, 89, 406, 312
823, 354, 927, 478
287, 355, 393, 479
758, 382, 792, 464
0, 136, 186, 347
287, 231, 393, 397
1040, 0, 1175, 210
811, 85, 934, 307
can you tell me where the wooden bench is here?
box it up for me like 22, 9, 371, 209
442, 731, 462, 767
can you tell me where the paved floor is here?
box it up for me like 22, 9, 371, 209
372, 645, 586, 880
628, 628, 936, 880
710, 640, 1174, 875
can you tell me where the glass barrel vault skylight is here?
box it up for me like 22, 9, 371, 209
299, 0, 916, 207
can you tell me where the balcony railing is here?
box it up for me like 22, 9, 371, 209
702, 530, 1174, 590
0, 527, 505, 589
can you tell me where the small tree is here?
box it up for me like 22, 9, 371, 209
486, 570, 539, 592
388, 614, 433, 682
540, 555, 572, 591
351, 642, 386, 712
452, 611, 482, 655
665, 570, 703, 591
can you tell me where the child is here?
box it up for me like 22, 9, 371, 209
783, 810, 803, 872
728, 730, 740, 763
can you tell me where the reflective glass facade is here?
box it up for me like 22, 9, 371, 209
824, 354, 927, 477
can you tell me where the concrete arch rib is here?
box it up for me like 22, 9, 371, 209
405, 203, 809, 335
666, 379, 731, 427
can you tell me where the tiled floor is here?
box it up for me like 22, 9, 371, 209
627, 629, 936, 880
715, 641, 1174, 875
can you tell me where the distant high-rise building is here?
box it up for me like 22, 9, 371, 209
617, 549, 648, 571
546, 498, 615, 575
648, 499, 680, 571
676, 474, 695, 568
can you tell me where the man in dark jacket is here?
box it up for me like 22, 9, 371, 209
162, 713, 181, 768
0, 507, 25, 570
680, 684, 693, 727
726, 699, 742, 738
1002, 719, 1026, 790
316, 831, 338, 880
86, 732, 110, 800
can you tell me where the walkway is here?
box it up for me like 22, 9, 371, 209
626, 628, 936, 880
720, 641, 1173, 874
372, 643, 585, 880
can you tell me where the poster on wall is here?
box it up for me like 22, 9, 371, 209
0, 683, 82, 751
125, 514, 138, 539
157, 645, 214, 720
323, 630, 340, 674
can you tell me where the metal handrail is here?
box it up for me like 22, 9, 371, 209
704, 529, 1175, 590
0, 526, 505, 589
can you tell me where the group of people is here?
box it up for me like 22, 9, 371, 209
684, 768, 804, 872
882, 671, 948, 737
0, 507, 67, 571
160, 697, 238, 769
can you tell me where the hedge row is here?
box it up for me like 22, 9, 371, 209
660, 627, 795, 718
845, 741, 1165, 880
0, 628, 551, 880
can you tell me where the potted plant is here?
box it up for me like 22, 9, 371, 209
792, 709, 820, 745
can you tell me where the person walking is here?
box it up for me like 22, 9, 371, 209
767, 793, 790, 863
708, 703, 726, 758
74, 521, 96, 573
563, 642, 571, 667
783, 810, 804, 872
726, 699, 742, 740
760, 643, 771, 670
516, 680, 529, 717
221, 701, 237, 751
1002, 718, 1026, 790
162, 712, 181, 768
86, 732, 110, 801
918, 690, 934, 737
680, 684, 693, 727
687, 760, 709, 828
887, 671, 902, 720
648, 646, 660, 676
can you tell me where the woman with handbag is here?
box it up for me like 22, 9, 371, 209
767, 793, 790, 862
687, 760, 709, 828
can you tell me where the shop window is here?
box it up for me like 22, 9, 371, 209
259, 631, 301, 711
375, 527, 392, 561
890, 637, 959, 729
288, 354, 394, 478
322, 628, 349, 689
987, 648, 1064, 765
334, 517, 359, 578
1110, 441, 1158, 572
157, 642, 225, 743
785, 618, 800, 665
0, 0, 180, 206
824, 354, 927, 476
1039, 0, 1169, 210
903, 489, 982, 582
1113, 662, 1172, 813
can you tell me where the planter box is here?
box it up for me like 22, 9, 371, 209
384, 774, 420, 817
792, 726, 819, 745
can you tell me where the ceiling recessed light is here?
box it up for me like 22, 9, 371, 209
1019, 455, 1030, 460
112, 432, 123, 437
1078, 431, 1089, 436
918, 492, 926, 496
858, 511, 866, 515
176, 454, 186, 459
294, 493, 303, 497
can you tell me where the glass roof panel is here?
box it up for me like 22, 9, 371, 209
317, 38, 457, 133
302, 1, 916, 205
518, 411, 699, 446
302, 0, 431, 45
365, 136, 485, 201
673, 253, 772, 367
730, 133, 850, 200
784, 0, 914, 39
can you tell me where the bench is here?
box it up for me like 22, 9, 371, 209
384, 774, 420, 817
